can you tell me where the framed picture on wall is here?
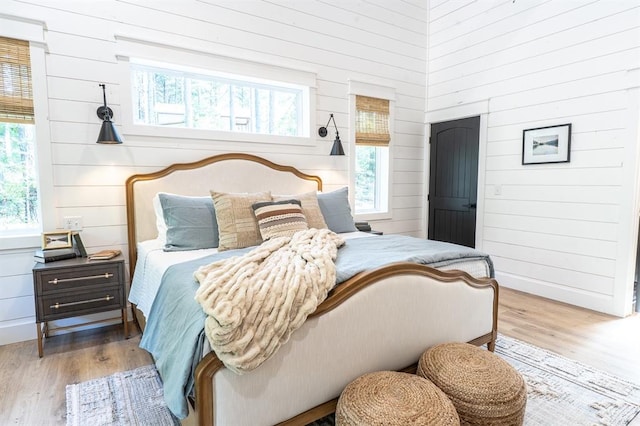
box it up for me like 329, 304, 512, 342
522, 123, 571, 165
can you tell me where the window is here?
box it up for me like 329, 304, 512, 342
354, 95, 391, 215
0, 36, 39, 235
130, 61, 308, 137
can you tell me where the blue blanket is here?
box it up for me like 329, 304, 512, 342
334, 235, 493, 282
139, 248, 252, 419
140, 235, 492, 418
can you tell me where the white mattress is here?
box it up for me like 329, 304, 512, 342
128, 231, 376, 319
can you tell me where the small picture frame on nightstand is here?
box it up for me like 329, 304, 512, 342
42, 231, 73, 250
72, 232, 87, 257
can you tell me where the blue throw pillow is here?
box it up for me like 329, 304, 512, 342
317, 187, 358, 233
158, 193, 219, 251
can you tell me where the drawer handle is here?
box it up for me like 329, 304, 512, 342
50, 295, 114, 309
48, 273, 114, 285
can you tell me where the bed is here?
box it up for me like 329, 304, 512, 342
125, 153, 499, 426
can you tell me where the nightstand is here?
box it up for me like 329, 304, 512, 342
32, 255, 128, 357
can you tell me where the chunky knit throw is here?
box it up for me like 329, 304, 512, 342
194, 228, 345, 374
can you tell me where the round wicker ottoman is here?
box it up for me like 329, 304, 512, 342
417, 343, 526, 426
335, 371, 460, 426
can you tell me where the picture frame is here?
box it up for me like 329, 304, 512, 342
72, 232, 88, 257
522, 123, 571, 165
42, 230, 73, 250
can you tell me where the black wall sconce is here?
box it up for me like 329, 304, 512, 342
96, 83, 123, 144
318, 113, 344, 156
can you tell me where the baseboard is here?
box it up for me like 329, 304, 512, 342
0, 308, 126, 346
496, 271, 619, 317
0, 319, 37, 346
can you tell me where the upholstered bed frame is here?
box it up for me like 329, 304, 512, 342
125, 153, 499, 426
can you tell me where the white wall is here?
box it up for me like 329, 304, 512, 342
425, 0, 640, 316
0, 0, 428, 345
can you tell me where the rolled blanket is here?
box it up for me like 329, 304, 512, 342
194, 228, 345, 374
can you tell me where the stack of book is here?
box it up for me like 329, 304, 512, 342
34, 247, 77, 263
355, 221, 372, 232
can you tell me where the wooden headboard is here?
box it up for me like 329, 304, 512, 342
125, 153, 323, 276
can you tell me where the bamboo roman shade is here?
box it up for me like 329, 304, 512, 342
0, 36, 34, 124
355, 95, 390, 147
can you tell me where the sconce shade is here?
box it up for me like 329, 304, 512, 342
96, 83, 123, 144
319, 113, 345, 156
330, 136, 345, 156
97, 118, 123, 144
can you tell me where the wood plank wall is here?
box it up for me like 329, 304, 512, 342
0, 0, 428, 345
425, 0, 640, 316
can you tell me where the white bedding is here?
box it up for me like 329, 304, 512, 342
129, 240, 218, 318
129, 231, 491, 320
129, 231, 376, 319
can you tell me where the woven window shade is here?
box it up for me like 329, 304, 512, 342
355, 95, 390, 147
0, 36, 34, 124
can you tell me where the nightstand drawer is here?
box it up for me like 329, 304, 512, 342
38, 287, 123, 321
36, 263, 122, 294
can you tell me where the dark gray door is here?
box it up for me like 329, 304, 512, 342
428, 116, 480, 248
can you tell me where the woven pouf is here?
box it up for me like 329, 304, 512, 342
335, 371, 460, 425
417, 343, 526, 426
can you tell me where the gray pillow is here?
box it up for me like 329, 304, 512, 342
317, 187, 358, 233
158, 193, 218, 251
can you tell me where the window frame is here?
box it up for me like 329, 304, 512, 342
129, 60, 308, 138
348, 81, 395, 221
0, 16, 54, 250
116, 36, 317, 147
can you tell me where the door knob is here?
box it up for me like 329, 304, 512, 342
462, 203, 477, 209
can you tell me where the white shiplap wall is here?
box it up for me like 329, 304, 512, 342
0, 0, 428, 345
425, 0, 640, 316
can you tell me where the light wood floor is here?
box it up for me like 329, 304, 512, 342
499, 288, 640, 384
0, 322, 151, 425
0, 287, 639, 425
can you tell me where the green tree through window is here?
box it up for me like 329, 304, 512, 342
131, 62, 306, 137
0, 122, 38, 229
0, 36, 39, 233
355, 146, 376, 211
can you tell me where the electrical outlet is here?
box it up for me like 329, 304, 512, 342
63, 216, 83, 231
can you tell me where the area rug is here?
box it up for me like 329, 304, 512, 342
66, 335, 640, 425
65, 365, 180, 426
495, 335, 640, 426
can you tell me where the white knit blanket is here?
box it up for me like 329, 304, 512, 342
194, 228, 345, 374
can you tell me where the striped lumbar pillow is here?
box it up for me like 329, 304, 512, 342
252, 199, 308, 240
